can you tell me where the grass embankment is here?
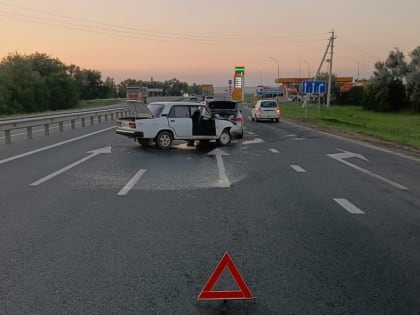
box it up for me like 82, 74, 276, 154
278, 102, 420, 148
76, 98, 122, 109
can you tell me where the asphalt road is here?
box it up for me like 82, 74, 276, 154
0, 104, 419, 314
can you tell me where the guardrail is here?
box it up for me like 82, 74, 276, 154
0, 106, 133, 144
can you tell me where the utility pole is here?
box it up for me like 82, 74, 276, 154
326, 30, 336, 107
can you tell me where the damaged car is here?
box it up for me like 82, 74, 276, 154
207, 100, 244, 139
115, 101, 237, 149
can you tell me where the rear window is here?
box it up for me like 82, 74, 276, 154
147, 104, 165, 117
261, 101, 278, 108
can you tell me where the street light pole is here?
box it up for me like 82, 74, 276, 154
268, 56, 281, 100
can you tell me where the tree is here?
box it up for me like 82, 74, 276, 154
337, 86, 364, 105
0, 53, 47, 114
406, 46, 420, 112
71, 68, 103, 100
363, 48, 408, 111
0, 52, 79, 115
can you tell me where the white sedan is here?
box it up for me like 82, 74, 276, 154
251, 100, 281, 122
116, 101, 237, 149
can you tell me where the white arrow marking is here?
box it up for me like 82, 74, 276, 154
270, 148, 279, 153
327, 150, 408, 190
30, 146, 112, 186
117, 169, 146, 195
207, 148, 230, 187
334, 198, 365, 214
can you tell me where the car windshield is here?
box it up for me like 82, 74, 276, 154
147, 104, 165, 117
261, 101, 278, 108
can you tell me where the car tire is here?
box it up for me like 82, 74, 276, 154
236, 130, 244, 139
156, 131, 172, 150
217, 129, 232, 146
276, 118, 280, 123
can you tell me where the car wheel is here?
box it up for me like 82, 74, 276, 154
276, 118, 280, 123
236, 130, 244, 139
156, 131, 172, 149
217, 129, 232, 146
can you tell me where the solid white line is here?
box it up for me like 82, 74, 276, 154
290, 165, 306, 173
334, 198, 365, 214
270, 148, 279, 153
0, 126, 114, 165
331, 156, 408, 190
282, 118, 420, 163
30, 153, 99, 186
117, 169, 146, 195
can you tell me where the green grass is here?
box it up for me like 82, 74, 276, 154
278, 102, 420, 148
75, 98, 122, 109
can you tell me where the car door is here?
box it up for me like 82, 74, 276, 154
167, 105, 193, 137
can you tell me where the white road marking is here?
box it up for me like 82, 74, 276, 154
242, 138, 264, 145
207, 148, 230, 188
0, 126, 115, 165
247, 131, 255, 135
291, 137, 305, 141
334, 198, 365, 214
328, 150, 408, 190
283, 134, 297, 138
30, 146, 112, 186
270, 148, 279, 153
290, 165, 306, 173
117, 169, 146, 195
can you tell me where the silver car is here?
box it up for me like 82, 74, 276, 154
251, 100, 280, 122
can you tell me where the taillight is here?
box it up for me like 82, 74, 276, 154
129, 122, 136, 128
256, 109, 262, 114
116, 121, 122, 127
235, 117, 243, 123
276, 109, 281, 115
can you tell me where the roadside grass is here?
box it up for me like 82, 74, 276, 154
1, 98, 123, 118
278, 102, 420, 148
76, 98, 122, 109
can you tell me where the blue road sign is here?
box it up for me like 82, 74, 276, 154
301, 80, 327, 94
228, 80, 233, 85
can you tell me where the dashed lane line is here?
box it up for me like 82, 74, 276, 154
117, 169, 147, 196
290, 165, 306, 173
334, 198, 365, 214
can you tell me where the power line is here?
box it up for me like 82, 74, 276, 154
0, 1, 327, 46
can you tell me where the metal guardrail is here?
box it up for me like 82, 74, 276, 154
0, 106, 133, 144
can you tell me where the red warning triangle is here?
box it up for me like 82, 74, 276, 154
198, 252, 253, 300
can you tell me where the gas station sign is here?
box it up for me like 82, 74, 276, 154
232, 66, 245, 102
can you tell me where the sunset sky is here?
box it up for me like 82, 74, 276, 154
0, 0, 419, 86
